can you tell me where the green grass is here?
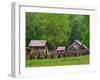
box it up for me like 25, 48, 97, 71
26, 55, 89, 67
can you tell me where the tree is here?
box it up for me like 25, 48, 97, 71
26, 12, 90, 49
68, 14, 89, 47
68, 15, 83, 42
26, 12, 71, 49
81, 15, 89, 47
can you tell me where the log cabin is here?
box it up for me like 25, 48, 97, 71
66, 40, 88, 56
29, 40, 48, 59
67, 40, 87, 50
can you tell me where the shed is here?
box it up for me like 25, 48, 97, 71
29, 40, 48, 58
67, 40, 87, 50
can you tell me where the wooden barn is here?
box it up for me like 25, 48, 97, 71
66, 40, 88, 56
29, 40, 48, 59
67, 40, 87, 50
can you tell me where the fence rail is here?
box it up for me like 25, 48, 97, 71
28, 48, 89, 59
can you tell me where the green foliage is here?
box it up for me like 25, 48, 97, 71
68, 15, 89, 47
81, 16, 90, 47
26, 12, 89, 48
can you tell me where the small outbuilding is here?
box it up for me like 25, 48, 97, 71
66, 40, 88, 56
29, 40, 48, 58
56, 46, 65, 53
67, 40, 87, 50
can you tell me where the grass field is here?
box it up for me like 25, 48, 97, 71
26, 55, 89, 67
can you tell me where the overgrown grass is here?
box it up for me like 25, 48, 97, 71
26, 55, 89, 67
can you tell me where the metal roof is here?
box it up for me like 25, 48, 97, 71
67, 40, 87, 49
29, 40, 47, 47
75, 40, 82, 45
56, 46, 65, 51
